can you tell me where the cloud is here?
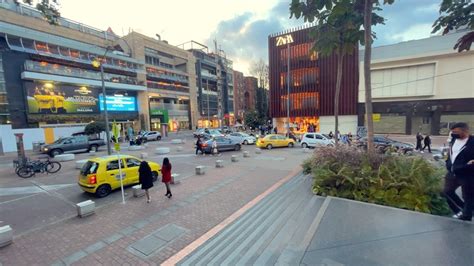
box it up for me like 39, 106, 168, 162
391, 23, 435, 42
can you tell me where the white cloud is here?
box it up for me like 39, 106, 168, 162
390, 23, 434, 42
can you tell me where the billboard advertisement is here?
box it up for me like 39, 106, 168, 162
25, 81, 99, 114
99, 95, 137, 112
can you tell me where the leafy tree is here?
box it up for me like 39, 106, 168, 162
244, 110, 261, 129
84, 121, 106, 137
432, 0, 474, 52
256, 87, 269, 123
250, 59, 269, 89
19, 0, 60, 25
290, 0, 394, 149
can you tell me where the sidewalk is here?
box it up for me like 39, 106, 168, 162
0, 148, 306, 265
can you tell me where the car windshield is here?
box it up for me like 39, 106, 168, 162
80, 161, 99, 175
241, 133, 249, 137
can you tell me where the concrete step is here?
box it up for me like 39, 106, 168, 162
179, 174, 306, 266
220, 176, 313, 265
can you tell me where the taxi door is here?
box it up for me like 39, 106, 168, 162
123, 157, 141, 185
105, 159, 126, 190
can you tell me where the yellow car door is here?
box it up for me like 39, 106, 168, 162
124, 157, 141, 185
105, 159, 126, 190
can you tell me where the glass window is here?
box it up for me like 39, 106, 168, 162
6, 35, 22, 47
315, 135, 323, 140
126, 158, 141, 168
81, 161, 99, 175
107, 160, 121, 171
22, 38, 35, 50
305, 134, 314, 139
48, 44, 60, 55
270, 136, 277, 140
59, 46, 70, 57
35, 41, 49, 53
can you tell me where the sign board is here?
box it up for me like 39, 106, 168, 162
373, 113, 381, 122
99, 95, 137, 112
276, 34, 294, 46
150, 109, 169, 123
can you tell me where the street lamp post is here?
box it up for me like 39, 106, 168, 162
286, 39, 290, 136
100, 62, 112, 155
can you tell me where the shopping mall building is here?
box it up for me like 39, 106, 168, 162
268, 26, 359, 135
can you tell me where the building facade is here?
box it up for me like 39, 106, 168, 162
233, 70, 245, 121
358, 30, 474, 136
268, 26, 359, 134
243, 76, 257, 111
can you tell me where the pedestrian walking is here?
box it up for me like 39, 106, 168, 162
138, 161, 153, 203
161, 157, 173, 198
328, 131, 334, 139
195, 136, 202, 155
423, 135, 432, 153
415, 132, 423, 151
211, 138, 219, 156
274, 127, 278, 134
444, 122, 474, 221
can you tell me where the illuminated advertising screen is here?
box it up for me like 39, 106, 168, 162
25, 81, 99, 114
99, 95, 137, 112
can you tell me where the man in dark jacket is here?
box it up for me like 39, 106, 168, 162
423, 135, 432, 153
415, 132, 423, 151
445, 122, 474, 221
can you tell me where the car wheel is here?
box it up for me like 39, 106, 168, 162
302, 143, 308, 149
50, 149, 62, 157
288, 142, 294, 148
89, 145, 98, 152
243, 140, 248, 145
95, 184, 111, 198
266, 144, 273, 150
157, 136, 161, 141
234, 145, 241, 151
152, 171, 159, 182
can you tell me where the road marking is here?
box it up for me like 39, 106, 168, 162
162, 166, 302, 266
0, 183, 76, 196
0, 194, 38, 205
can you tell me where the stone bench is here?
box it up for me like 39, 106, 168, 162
177, 146, 184, 152
0, 225, 13, 248
128, 145, 145, 151
76, 200, 95, 218
216, 160, 224, 168
231, 155, 239, 162
132, 185, 145, 197
75, 159, 89, 169
171, 173, 180, 184
155, 147, 170, 155
255, 148, 262, 154
54, 153, 75, 162
88, 151, 96, 156
171, 139, 184, 144
140, 152, 148, 159
195, 165, 205, 175
243, 151, 250, 158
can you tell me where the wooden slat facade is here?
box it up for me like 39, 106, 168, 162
268, 27, 359, 118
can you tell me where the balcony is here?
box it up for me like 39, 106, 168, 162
201, 71, 217, 80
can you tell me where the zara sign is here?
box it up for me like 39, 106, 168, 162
276, 34, 294, 46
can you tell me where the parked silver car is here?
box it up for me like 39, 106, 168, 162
201, 137, 241, 153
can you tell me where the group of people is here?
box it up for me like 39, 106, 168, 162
138, 157, 173, 203
327, 131, 353, 145
415, 132, 432, 153
442, 122, 474, 221
195, 136, 220, 156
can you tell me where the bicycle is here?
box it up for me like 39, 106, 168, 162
16, 157, 62, 178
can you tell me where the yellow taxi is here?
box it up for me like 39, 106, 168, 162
256, 134, 295, 150
78, 155, 161, 198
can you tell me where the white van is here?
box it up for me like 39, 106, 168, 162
301, 133, 334, 148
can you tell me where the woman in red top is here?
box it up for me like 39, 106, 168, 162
161, 157, 172, 198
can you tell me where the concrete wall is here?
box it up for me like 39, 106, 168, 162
319, 115, 358, 135
0, 125, 85, 153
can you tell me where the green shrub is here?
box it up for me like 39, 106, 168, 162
304, 146, 450, 216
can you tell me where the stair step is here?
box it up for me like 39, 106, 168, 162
231, 177, 316, 265
214, 176, 311, 265
179, 174, 305, 266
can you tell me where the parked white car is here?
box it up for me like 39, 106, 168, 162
301, 133, 334, 148
141, 131, 161, 141
227, 132, 256, 145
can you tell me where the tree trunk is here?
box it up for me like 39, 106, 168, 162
364, 0, 375, 152
334, 49, 344, 145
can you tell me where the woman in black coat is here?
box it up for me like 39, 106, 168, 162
139, 161, 153, 203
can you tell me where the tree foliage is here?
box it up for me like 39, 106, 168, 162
244, 110, 262, 129
84, 121, 106, 136
250, 59, 269, 89
432, 0, 474, 52
19, 0, 60, 25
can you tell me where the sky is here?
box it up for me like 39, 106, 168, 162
57, 0, 442, 75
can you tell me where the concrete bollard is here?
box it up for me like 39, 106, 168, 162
140, 152, 148, 159
155, 147, 170, 155
171, 173, 180, 184
132, 185, 145, 197
76, 200, 95, 218
171, 139, 183, 144
243, 151, 250, 158
54, 154, 75, 162
302, 148, 311, 153
177, 146, 183, 152
0, 225, 13, 248
75, 159, 89, 169
88, 151, 96, 156
128, 145, 144, 151
216, 160, 224, 168
255, 148, 262, 154
195, 166, 205, 175
231, 155, 239, 162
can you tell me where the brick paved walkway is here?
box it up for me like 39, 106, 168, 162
0, 149, 305, 265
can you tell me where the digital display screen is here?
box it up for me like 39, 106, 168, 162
99, 95, 137, 112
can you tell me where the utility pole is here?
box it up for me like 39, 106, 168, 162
214, 40, 223, 128
206, 79, 210, 126
286, 38, 291, 136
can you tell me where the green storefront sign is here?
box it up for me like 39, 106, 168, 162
150, 109, 169, 123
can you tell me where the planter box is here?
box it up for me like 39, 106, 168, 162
0, 225, 13, 248
243, 151, 250, 158
133, 185, 145, 197
155, 147, 170, 155
231, 155, 239, 162
216, 160, 224, 168
171, 139, 183, 144
76, 200, 95, 218
75, 159, 89, 169
195, 166, 205, 175
54, 154, 75, 162
177, 146, 184, 152
128, 145, 144, 151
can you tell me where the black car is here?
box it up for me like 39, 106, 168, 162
200, 137, 241, 153
358, 136, 414, 153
